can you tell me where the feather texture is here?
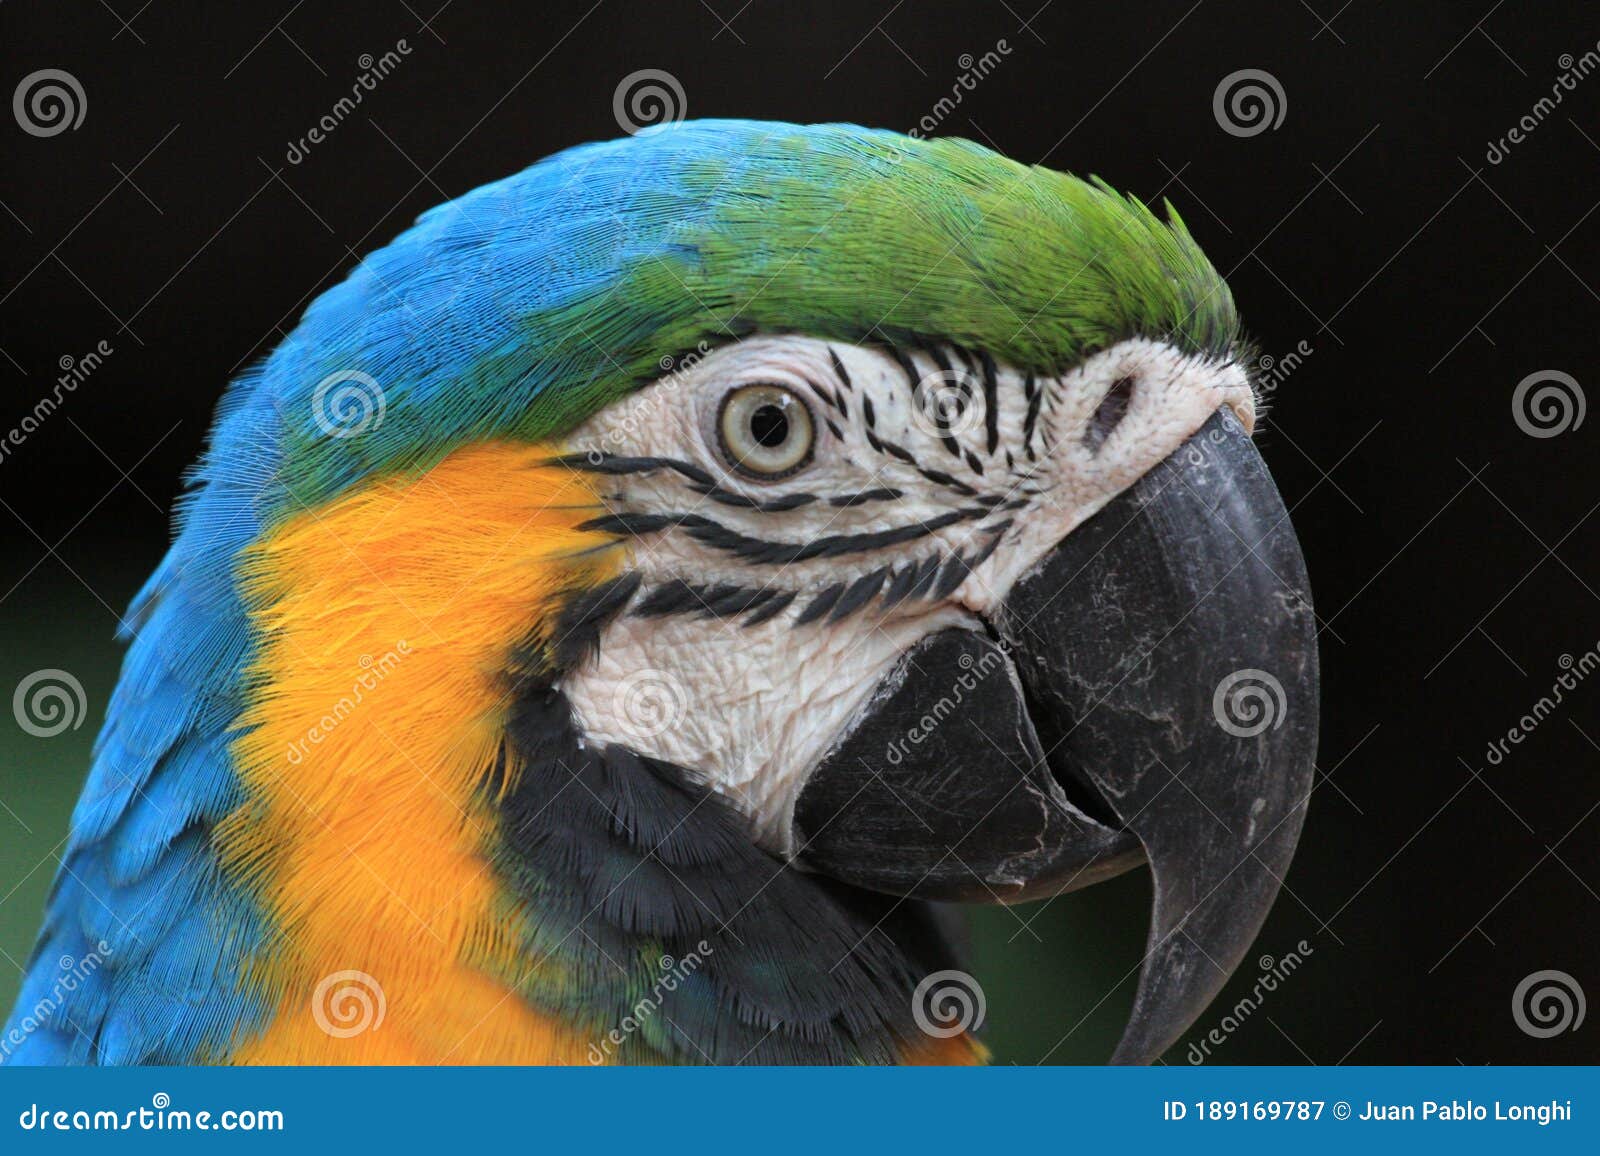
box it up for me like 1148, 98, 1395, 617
5, 120, 1233, 1064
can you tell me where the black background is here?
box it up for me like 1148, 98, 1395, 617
1, 1, 1597, 1064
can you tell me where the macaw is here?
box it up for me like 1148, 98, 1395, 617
3, 120, 1317, 1066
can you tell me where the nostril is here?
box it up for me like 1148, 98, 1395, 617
1083, 375, 1136, 453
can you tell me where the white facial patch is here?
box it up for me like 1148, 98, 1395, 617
556, 334, 1253, 852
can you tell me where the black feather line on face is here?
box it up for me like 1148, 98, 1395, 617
543, 573, 642, 670
558, 454, 903, 513
918, 344, 966, 462
805, 376, 848, 417
827, 346, 854, 392
911, 462, 978, 498
547, 453, 716, 487
579, 507, 987, 566
963, 537, 1003, 583
829, 566, 889, 622
904, 553, 945, 601
886, 344, 922, 409
931, 552, 973, 600
978, 349, 1001, 456
634, 580, 784, 621
701, 585, 779, 617
688, 485, 819, 513
740, 589, 796, 627
880, 560, 923, 609
617, 529, 1002, 632
687, 507, 988, 565
795, 581, 848, 626
1022, 373, 1043, 461
829, 487, 903, 508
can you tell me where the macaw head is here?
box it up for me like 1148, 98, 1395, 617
20, 121, 1315, 1067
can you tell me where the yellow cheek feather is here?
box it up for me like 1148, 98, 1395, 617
219, 441, 614, 1064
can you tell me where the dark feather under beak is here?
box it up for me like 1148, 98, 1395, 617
793, 407, 1319, 1063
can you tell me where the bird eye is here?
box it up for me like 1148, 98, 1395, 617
716, 384, 814, 479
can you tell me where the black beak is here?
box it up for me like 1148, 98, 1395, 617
794, 408, 1319, 1064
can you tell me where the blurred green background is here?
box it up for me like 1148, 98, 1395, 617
0, 556, 159, 1007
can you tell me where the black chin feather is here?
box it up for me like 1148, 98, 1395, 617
489, 683, 968, 1064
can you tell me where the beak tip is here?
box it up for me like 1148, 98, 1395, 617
999, 409, 1320, 1065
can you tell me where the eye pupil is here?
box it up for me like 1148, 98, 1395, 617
716, 383, 814, 479
750, 404, 790, 448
